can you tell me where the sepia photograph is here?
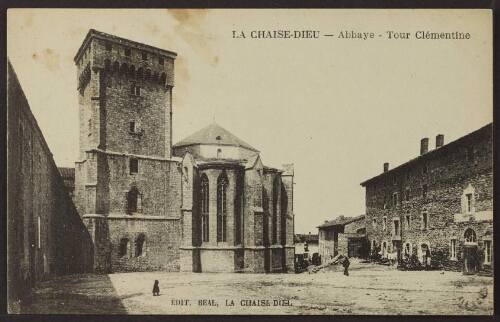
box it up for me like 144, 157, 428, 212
6, 9, 493, 315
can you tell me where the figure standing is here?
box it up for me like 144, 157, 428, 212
343, 257, 350, 276
153, 280, 160, 296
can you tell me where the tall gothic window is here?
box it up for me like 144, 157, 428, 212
217, 173, 228, 242
272, 176, 280, 244
200, 174, 209, 243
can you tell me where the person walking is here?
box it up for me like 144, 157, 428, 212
343, 257, 350, 276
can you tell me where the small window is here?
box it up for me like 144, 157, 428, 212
105, 42, 112, 51
484, 240, 492, 265
372, 218, 377, 228
88, 119, 92, 134
423, 163, 428, 174
125, 48, 131, 56
217, 149, 222, 158
383, 196, 387, 209
393, 176, 397, 184
119, 238, 130, 257
304, 243, 309, 252
135, 235, 146, 257
392, 193, 398, 207
405, 188, 410, 201
130, 84, 141, 96
422, 212, 428, 230
383, 217, 387, 231
422, 184, 428, 199
142, 52, 148, 61
450, 239, 457, 260
466, 193, 473, 212
159, 57, 164, 65
130, 121, 141, 134
405, 214, 411, 230
393, 219, 400, 236
130, 158, 138, 174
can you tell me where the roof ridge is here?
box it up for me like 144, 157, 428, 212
173, 123, 259, 152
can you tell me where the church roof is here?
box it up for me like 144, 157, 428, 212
173, 123, 259, 152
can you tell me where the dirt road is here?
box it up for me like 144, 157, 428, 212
22, 259, 493, 315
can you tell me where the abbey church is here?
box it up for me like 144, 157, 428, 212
72, 30, 295, 273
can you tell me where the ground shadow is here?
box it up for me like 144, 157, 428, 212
21, 274, 128, 314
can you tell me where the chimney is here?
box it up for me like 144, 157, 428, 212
436, 134, 444, 148
383, 162, 389, 173
420, 138, 429, 155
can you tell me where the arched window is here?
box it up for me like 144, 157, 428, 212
135, 234, 146, 257
119, 238, 130, 258
200, 174, 209, 242
464, 228, 477, 244
272, 176, 280, 244
126, 187, 142, 214
217, 172, 229, 242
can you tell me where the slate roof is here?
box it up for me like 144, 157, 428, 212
317, 215, 365, 228
360, 123, 493, 187
173, 123, 259, 152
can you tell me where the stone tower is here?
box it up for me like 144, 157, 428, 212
73, 30, 182, 273
74, 29, 176, 162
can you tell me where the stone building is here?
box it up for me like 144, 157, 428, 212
72, 29, 295, 273
317, 215, 367, 263
294, 233, 319, 263
360, 124, 493, 274
7, 61, 93, 312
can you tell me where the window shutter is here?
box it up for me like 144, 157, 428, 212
136, 121, 141, 133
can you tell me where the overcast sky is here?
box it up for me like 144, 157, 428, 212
8, 9, 492, 234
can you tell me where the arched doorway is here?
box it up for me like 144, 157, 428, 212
463, 228, 477, 275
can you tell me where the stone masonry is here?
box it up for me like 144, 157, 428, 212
361, 124, 493, 274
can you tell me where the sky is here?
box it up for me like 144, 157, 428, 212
7, 9, 492, 234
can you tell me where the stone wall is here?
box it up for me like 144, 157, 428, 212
363, 124, 493, 270
85, 216, 181, 272
7, 62, 93, 312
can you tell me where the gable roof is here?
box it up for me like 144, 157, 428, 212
317, 215, 365, 228
173, 123, 259, 152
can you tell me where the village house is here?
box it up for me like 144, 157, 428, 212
317, 215, 367, 264
294, 233, 319, 264
360, 124, 493, 275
